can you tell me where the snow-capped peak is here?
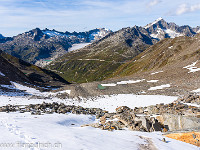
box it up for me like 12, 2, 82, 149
144, 17, 163, 29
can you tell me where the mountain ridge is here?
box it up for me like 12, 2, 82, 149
46, 18, 200, 83
0, 49, 70, 87
0, 28, 111, 66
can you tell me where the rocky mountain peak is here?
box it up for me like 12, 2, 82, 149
0, 34, 5, 39
30, 28, 46, 41
144, 18, 198, 40
144, 17, 165, 29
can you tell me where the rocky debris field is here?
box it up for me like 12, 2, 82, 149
0, 102, 106, 116
177, 94, 200, 105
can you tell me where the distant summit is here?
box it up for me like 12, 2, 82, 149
144, 17, 197, 40
0, 34, 4, 39
144, 17, 164, 29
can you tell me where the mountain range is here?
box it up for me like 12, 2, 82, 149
45, 18, 200, 83
0, 18, 200, 84
0, 28, 111, 66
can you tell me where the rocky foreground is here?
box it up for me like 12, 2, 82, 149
0, 95, 199, 134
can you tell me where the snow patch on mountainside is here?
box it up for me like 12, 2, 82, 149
148, 84, 171, 91
101, 79, 145, 86
89, 28, 111, 41
116, 79, 145, 85
151, 71, 163, 75
165, 29, 184, 38
183, 61, 200, 73
147, 80, 159, 83
68, 43, 91, 52
0, 71, 5, 76
43, 30, 68, 37
101, 83, 117, 87
192, 88, 200, 93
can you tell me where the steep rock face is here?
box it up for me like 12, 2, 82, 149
0, 50, 70, 87
46, 26, 157, 83
0, 28, 111, 65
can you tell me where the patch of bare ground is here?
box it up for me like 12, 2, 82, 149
165, 132, 200, 147
138, 136, 158, 150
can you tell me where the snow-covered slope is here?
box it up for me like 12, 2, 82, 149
0, 112, 197, 150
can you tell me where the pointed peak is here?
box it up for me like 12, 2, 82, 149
156, 17, 163, 22
144, 17, 165, 29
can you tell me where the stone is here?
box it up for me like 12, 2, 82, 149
135, 116, 151, 132
162, 138, 166, 143
151, 118, 163, 131
100, 116, 106, 124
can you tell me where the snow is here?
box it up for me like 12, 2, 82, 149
182, 103, 200, 108
0, 82, 197, 150
116, 79, 145, 85
101, 83, 117, 87
73, 94, 177, 112
150, 33, 159, 39
192, 88, 200, 93
101, 79, 145, 86
183, 61, 200, 73
43, 30, 68, 37
164, 29, 183, 38
0, 71, 5, 76
0, 112, 197, 150
144, 17, 163, 29
90, 28, 111, 41
68, 43, 91, 52
0, 94, 177, 113
151, 71, 163, 75
2, 82, 70, 97
65, 90, 71, 95
148, 84, 171, 91
147, 80, 159, 83
150, 28, 165, 39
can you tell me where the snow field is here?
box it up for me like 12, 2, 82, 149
0, 112, 198, 150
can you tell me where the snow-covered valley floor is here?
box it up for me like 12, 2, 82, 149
0, 83, 199, 150
0, 112, 198, 150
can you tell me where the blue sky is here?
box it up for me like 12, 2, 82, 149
1, 0, 200, 36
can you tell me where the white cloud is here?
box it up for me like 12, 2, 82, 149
147, 0, 161, 8
176, 3, 200, 15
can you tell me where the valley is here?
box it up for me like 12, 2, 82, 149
0, 18, 199, 150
